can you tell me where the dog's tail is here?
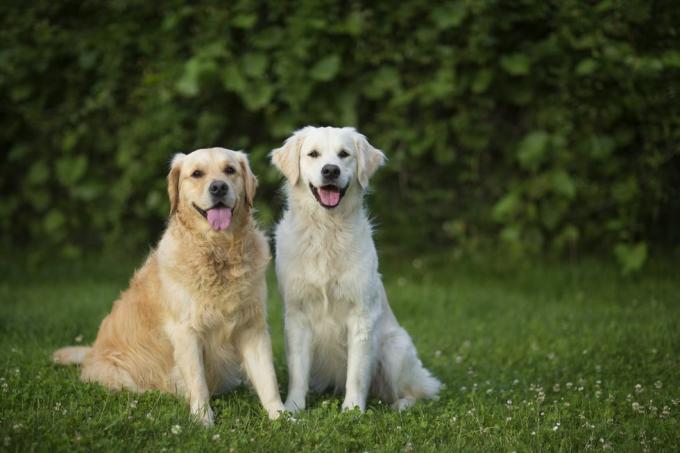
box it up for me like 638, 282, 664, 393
53, 346, 91, 365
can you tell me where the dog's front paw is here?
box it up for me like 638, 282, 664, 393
341, 398, 365, 413
266, 402, 285, 420
191, 402, 215, 427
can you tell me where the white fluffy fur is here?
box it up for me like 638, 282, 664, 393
271, 126, 441, 412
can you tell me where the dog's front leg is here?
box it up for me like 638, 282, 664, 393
284, 311, 311, 412
169, 323, 214, 427
236, 324, 285, 420
342, 313, 376, 412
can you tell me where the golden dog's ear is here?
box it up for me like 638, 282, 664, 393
235, 151, 258, 208
352, 130, 386, 189
270, 128, 308, 185
167, 153, 186, 215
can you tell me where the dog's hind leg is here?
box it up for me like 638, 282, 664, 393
379, 327, 441, 409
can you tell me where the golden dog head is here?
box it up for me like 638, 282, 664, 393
167, 148, 257, 232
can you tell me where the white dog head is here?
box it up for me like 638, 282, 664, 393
271, 127, 385, 210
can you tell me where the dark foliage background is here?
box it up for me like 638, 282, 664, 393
2, 0, 679, 270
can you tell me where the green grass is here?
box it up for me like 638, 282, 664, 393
0, 251, 678, 451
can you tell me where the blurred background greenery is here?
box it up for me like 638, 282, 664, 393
1, 0, 678, 271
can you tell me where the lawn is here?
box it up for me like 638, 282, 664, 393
0, 251, 678, 451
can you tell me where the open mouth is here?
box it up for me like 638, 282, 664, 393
193, 202, 233, 231
309, 183, 348, 209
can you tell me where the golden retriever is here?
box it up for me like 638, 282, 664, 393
54, 148, 284, 426
271, 126, 441, 413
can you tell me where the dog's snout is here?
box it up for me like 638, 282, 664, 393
321, 164, 341, 180
209, 180, 229, 197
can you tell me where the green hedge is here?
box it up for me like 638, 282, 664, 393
2, 0, 679, 268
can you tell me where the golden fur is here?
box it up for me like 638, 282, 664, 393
54, 148, 284, 426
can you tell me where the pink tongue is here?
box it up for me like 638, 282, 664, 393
318, 188, 340, 206
206, 207, 232, 231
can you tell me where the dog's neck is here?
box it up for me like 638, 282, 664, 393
166, 208, 255, 265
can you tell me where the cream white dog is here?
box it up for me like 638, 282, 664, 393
54, 148, 284, 426
271, 126, 441, 412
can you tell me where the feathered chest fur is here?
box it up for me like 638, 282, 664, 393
276, 207, 377, 313
167, 231, 268, 333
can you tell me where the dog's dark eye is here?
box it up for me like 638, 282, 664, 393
224, 166, 236, 175
191, 170, 204, 178
338, 149, 350, 159
308, 150, 320, 158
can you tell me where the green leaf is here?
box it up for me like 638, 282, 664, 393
614, 242, 647, 275
471, 69, 493, 93
241, 84, 274, 111
222, 66, 247, 94
492, 192, 521, 221
551, 170, 576, 199
242, 53, 268, 78
517, 131, 550, 170
431, 3, 466, 29
500, 54, 531, 75
309, 55, 341, 81
44, 209, 66, 234
27, 161, 50, 186
231, 14, 257, 29
575, 58, 598, 75
176, 57, 218, 97
55, 155, 88, 186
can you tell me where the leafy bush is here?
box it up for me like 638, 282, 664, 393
1, 0, 678, 263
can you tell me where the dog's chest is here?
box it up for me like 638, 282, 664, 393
277, 217, 373, 313
168, 257, 260, 334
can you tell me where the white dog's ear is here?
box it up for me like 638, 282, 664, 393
353, 131, 386, 189
235, 151, 258, 208
270, 129, 306, 185
167, 153, 186, 215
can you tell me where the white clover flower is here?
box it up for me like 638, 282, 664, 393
171, 424, 181, 435
635, 384, 643, 394
654, 381, 663, 389
553, 383, 560, 393
75, 335, 83, 343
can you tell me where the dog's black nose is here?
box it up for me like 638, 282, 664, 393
321, 164, 341, 180
209, 180, 229, 197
